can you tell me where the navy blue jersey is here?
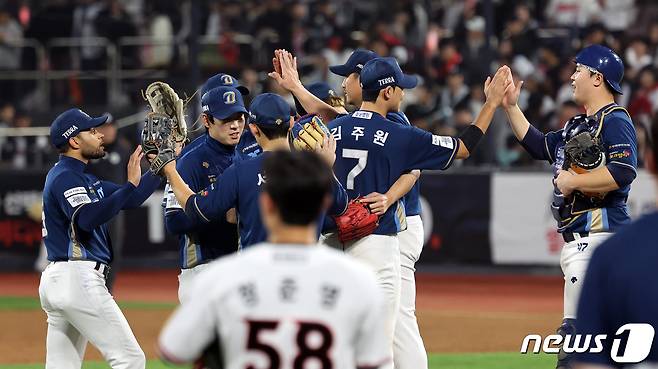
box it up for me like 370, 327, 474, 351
328, 110, 459, 234
542, 105, 637, 233
184, 151, 348, 248
42, 156, 160, 264
576, 211, 658, 366
386, 111, 422, 216
235, 129, 262, 161
164, 134, 239, 268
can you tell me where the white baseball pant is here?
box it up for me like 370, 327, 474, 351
322, 233, 401, 369
39, 260, 145, 369
560, 232, 612, 319
177, 263, 211, 304
394, 215, 428, 369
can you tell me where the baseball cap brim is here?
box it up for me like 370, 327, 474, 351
80, 115, 109, 131
211, 105, 248, 120
236, 86, 250, 96
398, 74, 418, 89
329, 64, 354, 77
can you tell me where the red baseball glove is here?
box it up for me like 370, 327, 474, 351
333, 198, 380, 243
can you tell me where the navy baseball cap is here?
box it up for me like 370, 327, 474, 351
201, 73, 249, 97
307, 81, 336, 101
248, 93, 291, 128
329, 49, 379, 77
360, 57, 418, 91
50, 108, 108, 148
202, 86, 248, 120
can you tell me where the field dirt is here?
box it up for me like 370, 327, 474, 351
0, 270, 563, 363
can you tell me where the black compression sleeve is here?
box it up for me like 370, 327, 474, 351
459, 124, 484, 154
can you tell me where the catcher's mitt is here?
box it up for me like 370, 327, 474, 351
333, 198, 379, 243
141, 112, 176, 175
563, 131, 606, 198
143, 81, 187, 144
288, 114, 330, 151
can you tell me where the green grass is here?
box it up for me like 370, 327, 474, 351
0, 296, 176, 310
0, 353, 555, 369
0, 296, 556, 368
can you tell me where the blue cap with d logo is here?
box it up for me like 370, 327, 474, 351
201, 86, 248, 120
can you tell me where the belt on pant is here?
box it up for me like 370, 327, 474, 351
53, 260, 111, 279
562, 232, 591, 243
93, 262, 111, 279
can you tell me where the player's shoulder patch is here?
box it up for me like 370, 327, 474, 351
432, 135, 454, 149
352, 111, 373, 120
63, 186, 91, 207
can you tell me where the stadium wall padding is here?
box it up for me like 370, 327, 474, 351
0, 170, 654, 270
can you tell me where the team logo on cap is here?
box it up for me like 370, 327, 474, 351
356, 63, 364, 69
222, 75, 234, 85
378, 77, 395, 86
223, 91, 237, 104
62, 125, 78, 138
275, 118, 283, 125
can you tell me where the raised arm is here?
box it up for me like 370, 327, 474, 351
268, 49, 347, 122
454, 65, 513, 159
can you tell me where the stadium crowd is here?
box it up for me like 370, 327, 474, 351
0, 0, 657, 169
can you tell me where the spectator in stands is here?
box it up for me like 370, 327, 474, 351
545, 0, 601, 28
0, 7, 23, 103
0, 7, 23, 70
96, 0, 138, 68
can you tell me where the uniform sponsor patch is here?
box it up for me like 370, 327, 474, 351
353, 111, 373, 119
64, 187, 88, 198
432, 135, 453, 149
609, 150, 631, 159
66, 194, 91, 207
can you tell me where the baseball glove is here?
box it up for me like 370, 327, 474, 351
563, 131, 606, 198
143, 81, 187, 144
333, 198, 380, 243
141, 112, 176, 175
288, 114, 330, 151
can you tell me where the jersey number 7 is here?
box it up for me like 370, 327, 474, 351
342, 149, 368, 190
246, 319, 332, 369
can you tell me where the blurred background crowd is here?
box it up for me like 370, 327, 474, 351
0, 0, 657, 170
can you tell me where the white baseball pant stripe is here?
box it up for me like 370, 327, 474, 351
560, 232, 611, 319
39, 260, 145, 369
395, 215, 428, 369
177, 263, 211, 304
321, 233, 400, 369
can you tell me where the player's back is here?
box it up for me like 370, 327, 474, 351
329, 110, 458, 234
163, 243, 389, 369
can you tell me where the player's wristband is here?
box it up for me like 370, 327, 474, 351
459, 124, 484, 154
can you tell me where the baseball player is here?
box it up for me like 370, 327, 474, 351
164, 86, 247, 303
269, 49, 436, 369
502, 45, 638, 369
162, 93, 348, 249
39, 108, 162, 369
159, 150, 391, 369
574, 119, 658, 368
318, 56, 512, 363
182, 73, 255, 158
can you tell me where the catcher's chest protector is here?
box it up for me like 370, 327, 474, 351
552, 105, 631, 226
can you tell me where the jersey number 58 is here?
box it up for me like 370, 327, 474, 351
246, 319, 332, 369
